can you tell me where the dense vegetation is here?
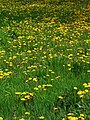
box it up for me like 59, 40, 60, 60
0, 0, 90, 119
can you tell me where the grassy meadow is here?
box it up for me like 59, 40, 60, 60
0, 0, 90, 119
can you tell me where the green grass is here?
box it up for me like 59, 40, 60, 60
0, 0, 90, 120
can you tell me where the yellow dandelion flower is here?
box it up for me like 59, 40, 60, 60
80, 95, 84, 98
28, 78, 32, 80
0, 117, 3, 120
68, 116, 78, 120
74, 87, 77, 90
84, 89, 89, 93
27, 50, 31, 53
55, 76, 60, 79
54, 54, 57, 57
54, 107, 58, 111
3, 72, 7, 76
0, 76, 3, 79
25, 80, 29, 83
18, 36, 23, 39
29, 93, 34, 96
43, 56, 46, 58
13, 56, 17, 59
33, 78, 38, 82
88, 83, 90, 85
46, 84, 52, 87
9, 57, 12, 60
24, 95, 30, 99
15, 92, 22, 95
68, 113, 74, 116
38, 85, 42, 88
68, 54, 73, 58
87, 84, 90, 87
78, 117, 84, 120
87, 70, 90, 72
21, 98, 26, 101
9, 62, 13, 66
51, 71, 55, 74
49, 54, 53, 58
34, 87, 39, 90
67, 64, 71, 67
39, 116, 44, 120
80, 114, 84, 117
22, 92, 27, 95
77, 90, 83, 95
58, 96, 63, 99
83, 83, 88, 87
25, 112, 30, 115
46, 74, 49, 77
68, 68, 71, 70
19, 118, 25, 120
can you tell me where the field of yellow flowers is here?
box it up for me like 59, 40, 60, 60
0, 0, 90, 119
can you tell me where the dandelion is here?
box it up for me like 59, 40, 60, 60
77, 90, 83, 95
24, 95, 30, 99
0, 75, 3, 79
87, 84, 90, 88
15, 92, 22, 95
39, 116, 44, 120
18, 36, 23, 39
80, 95, 84, 98
25, 112, 30, 115
68, 68, 71, 71
29, 93, 34, 96
25, 80, 29, 82
22, 92, 27, 95
33, 78, 38, 82
68, 113, 74, 116
54, 107, 58, 111
0, 117, 3, 120
67, 64, 71, 67
51, 71, 55, 74
55, 76, 60, 79
74, 87, 77, 90
87, 70, 90, 72
62, 118, 65, 120
46, 74, 49, 77
58, 96, 63, 99
78, 114, 85, 120
27, 50, 31, 53
38, 85, 42, 88
68, 116, 78, 120
68, 54, 73, 59
34, 87, 39, 90
80, 114, 84, 117
78, 117, 84, 120
20, 98, 26, 101
19, 118, 25, 120
13, 56, 17, 59
54, 54, 57, 57
46, 84, 52, 87
83, 83, 88, 87
28, 78, 32, 80
84, 89, 89, 93
9, 62, 13, 66
49, 54, 53, 58
51, 78, 54, 81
